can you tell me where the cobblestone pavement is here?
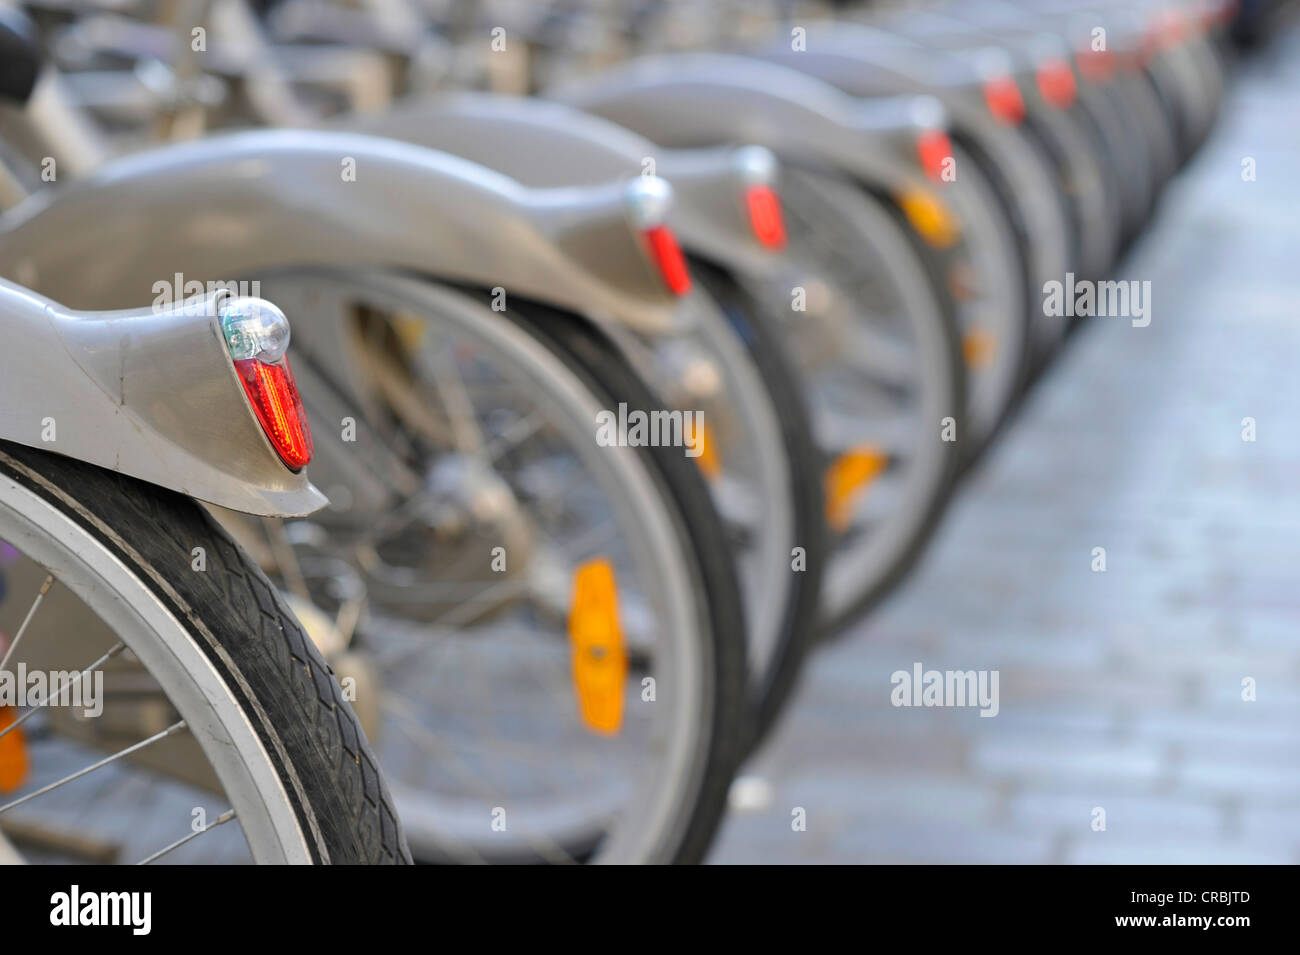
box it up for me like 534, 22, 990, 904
709, 27, 1300, 864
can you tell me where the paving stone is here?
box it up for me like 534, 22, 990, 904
1065, 838, 1295, 867
970, 739, 1168, 787
1005, 790, 1224, 840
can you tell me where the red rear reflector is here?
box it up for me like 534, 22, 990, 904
1162, 9, 1189, 43
234, 357, 314, 470
1037, 59, 1078, 109
643, 224, 692, 296
984, 76, 1026, 125
1142, 9, 1188, 60
1076, 47, 1115, 83
745, 184, 787, 248
916, 128, 954, 182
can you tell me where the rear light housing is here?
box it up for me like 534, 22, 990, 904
976, 48, 1025, 126
1076, 46, 1115, 83
1142, 8, 1189, 62
916, 127, 954, 182
625, 176, 692, 296
733, 145, 787, 249
1214, 0, 1241, 27
983, 75, 1026, 125
1157, 7, 1190, 43
745, 186, 786, 248
219, 296, 314, 471
1036, 58, 1078, 109
642, 225, 692, 295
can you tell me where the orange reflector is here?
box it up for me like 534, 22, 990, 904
745, 184, 787, 249
825, 446, 889, 533
390, 312, 430, 352
688, 417, 721, 481
897, 188, 960, 249
0, 706, 28, 794
643, 225, 692, 296
916, 128, 955, 183
1037, 59, 1078, 109
984, 75, 1027, 126
567, 560, 626, 735
962, 327, 997, 369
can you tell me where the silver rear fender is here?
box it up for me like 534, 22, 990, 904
340, 92, 776, 272
0, 129, 683, 335
551, 53, 934, 193
0, 280, 327, 516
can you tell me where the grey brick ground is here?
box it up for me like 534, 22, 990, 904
709, 26, 1300, 864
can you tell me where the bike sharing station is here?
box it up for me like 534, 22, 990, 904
0, 0, 1286, 927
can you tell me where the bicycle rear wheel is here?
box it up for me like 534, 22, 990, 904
230, 269, 748, 863
748, 168, 966, 633
0, 441, 408, 864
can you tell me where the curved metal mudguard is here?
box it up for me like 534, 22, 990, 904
548, 53, 941, 193
747, 21, 983, 98
345, 93, 663, 187
0, 129, 681, 334
0, 280, 326, 516
341, 91, 774, 270
738, 26, 1072, 289
740, 27, 1020, 157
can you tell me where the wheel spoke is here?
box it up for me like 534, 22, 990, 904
136, 808, 236, 865
482, 410, 545, 465
383, 695, 579, 865
841, 325, 918, 392
0, 575, 54, 675
0, 642, 126, 743
0, 720, 187, 816
421, 336, 490, 456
